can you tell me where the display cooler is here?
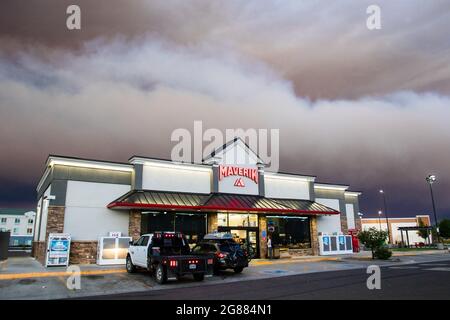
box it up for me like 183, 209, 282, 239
318, 234, 353, 255
97, 235, 132, 265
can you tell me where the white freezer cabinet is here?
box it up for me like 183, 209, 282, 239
97, 236, 132, 265
319, 235, 353, 255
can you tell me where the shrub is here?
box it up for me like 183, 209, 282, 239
358, 227, 388, 259
374, 247, 392, 260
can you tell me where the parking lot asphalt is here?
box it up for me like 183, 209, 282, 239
1, 252, 449, 300
89, 259, 450, 300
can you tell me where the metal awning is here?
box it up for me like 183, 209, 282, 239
107, 190, 339, 215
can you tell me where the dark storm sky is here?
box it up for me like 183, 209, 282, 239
1, 0, 450, 219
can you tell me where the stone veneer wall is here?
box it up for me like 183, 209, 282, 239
70, 241, 98, 264
129, 210, 142, 241
340, 214, 348, 235
207, 213, 218, 233
355, 217, 362, 232
259, 216, 267, 259
32, 241, 46, 265
45, 206, 65, 239
32, 206, 66, 264
310, 216, 319, 256
287, 248, 314, 256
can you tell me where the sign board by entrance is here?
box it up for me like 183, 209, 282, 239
45, 233, 71, 267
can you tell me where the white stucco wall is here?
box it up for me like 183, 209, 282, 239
264, 175, 310, 200
37, 186, 51, 241
315, 198, 342, 234
362, 221, 432, 244
64, 181, 131, 240
345, 203, 356, 230
142, 164, 211, 194
390, 222, 431, 244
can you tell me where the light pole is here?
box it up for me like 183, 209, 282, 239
378, 210, 382, 231
379, 189, 391, 243
426, 174, 440, 243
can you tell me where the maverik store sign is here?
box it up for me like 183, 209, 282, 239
218, 165, 259, 195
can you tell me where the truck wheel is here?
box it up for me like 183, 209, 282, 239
193, 273, 205, 281
126, 255, 136, 273
155, 264, 167, 284
234, 267, 244, 274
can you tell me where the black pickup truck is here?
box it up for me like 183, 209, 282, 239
126, 231, 214, 284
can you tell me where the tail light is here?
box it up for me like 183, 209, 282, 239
169, 260, 178, 267
216, 252, 227, 259
207, 258, 214, 265
188, 260, 199, 264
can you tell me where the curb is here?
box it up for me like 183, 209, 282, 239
0, 268, 126, 281
251, 257, 339, 266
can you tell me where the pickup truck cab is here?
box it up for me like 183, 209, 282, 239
126, 231, 214, 284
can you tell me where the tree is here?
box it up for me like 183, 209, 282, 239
439, 219, 450, 239
417, 219, 430, 243
358, 227, 388, 259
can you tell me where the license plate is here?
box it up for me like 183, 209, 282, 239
189, 264, 197, 269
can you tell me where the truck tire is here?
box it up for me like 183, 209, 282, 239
155, 264, 167, 284
193, 273, 205, 281
233, 266, 244, 274
126, 255, 136, 273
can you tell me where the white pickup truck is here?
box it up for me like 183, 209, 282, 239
126, 231, 214, 284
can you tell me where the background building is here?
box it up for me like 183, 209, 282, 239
0, 208, 36, 247
361, 215, 432, 245
33, 138, 362, 264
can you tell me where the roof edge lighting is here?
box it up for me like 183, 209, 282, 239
48, 158, 134, 172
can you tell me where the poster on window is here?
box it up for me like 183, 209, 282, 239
45, 233, 71, 267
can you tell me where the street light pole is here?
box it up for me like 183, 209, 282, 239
379, 189, 391, 244
378, 210, 382, 231
426, 175, 440, 243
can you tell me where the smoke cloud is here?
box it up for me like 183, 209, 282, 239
0, 0, 449, 217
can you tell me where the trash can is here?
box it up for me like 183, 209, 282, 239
0, 231, 10, 261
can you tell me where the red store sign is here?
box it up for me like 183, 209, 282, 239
219, 165, 258, 185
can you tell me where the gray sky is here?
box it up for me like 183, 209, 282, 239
0, 0, 449, 218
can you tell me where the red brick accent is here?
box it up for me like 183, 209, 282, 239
69, 241, 98, 264
128, 210, 141, 241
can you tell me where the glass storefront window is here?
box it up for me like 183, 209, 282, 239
267, 216, 311, 249
218, 213, 228, 226
222, 213, 258, 227
142, 212, 207, 247
229, 214, 247, 227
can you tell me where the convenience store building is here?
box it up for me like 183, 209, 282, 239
33, 138, 362, 264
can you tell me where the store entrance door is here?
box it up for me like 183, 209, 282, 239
217, 226, 259, 258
